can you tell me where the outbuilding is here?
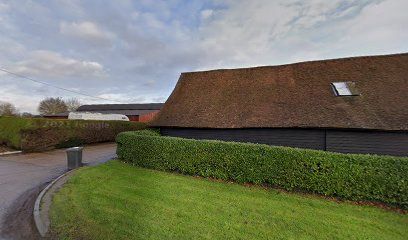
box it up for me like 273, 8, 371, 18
76, 103, 164, 122
44, 103, 164, 122
150, 53, 408, 156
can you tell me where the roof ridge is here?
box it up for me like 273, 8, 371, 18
80, 103, 163, 106
77, 103, 164, 111
181, 52, 408, 75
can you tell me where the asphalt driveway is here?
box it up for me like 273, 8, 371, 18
0, 143, 117, 240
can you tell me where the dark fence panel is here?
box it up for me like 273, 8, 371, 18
326, 130, 408, 156
161, 128, 325, 150
161, 127, 408, 156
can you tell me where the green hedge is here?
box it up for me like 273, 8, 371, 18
120, 129, 161, 137
0, 116, 33, 148
0, 116, 146, 152
116, 131, 408, 209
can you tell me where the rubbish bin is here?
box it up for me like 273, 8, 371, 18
66, 147, 83, 170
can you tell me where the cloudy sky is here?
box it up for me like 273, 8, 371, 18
0, 0, 407, 113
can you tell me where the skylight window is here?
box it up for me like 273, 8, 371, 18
331, 82, 359, 96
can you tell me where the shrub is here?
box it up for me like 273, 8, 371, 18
55, 138, 86, 148
0, 116, 147, 152
0, 116, 33, 148
116, 132, 408, 209
118, 129, 161, 137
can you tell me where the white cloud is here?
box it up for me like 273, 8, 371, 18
0, 38, 25, 60
0, 84, 45, 113
8, 50, 106, 78
337, 0, 408, 53
142, 13, 165, 30
0, 2, 13, 30
196, 1, 309, 67
200, 9, 214, 20
143, 79, 157, 87
0, 2, 9, 12
96, 93, 146, 103
95, 92, 167, 104
60, 21, 114, 44
193, 0, 406, 69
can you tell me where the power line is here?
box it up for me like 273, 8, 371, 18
0, 67, 123, 103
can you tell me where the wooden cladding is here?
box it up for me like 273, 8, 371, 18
161, 128, 408, 157
326, 130, 408, 156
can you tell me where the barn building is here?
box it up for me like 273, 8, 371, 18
76, 103, 164, 122
42, 112, 70, 120
44, 103, 164, 122
150, 53, 408, 156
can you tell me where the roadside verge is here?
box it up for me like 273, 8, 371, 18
33, 169, 76, 237
0, 150, 22, 156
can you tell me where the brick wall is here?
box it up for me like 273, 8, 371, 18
139, 111, 159, 122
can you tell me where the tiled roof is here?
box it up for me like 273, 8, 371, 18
151, 53, 408, 131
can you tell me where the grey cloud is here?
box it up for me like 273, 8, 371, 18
0, 0, 407, 114
194, 0, 405, 68
60, 21, 115, 46
7, 50, 106, 79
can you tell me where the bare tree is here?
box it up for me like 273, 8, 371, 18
0, 101, 18, 116
21, 112, 33, 118
38, 97, 68, 115
65, 98, 81, 111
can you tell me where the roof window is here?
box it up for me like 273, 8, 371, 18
331, 82, 359, 96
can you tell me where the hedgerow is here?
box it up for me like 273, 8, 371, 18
0, 116, 146, 152
116, 131, 408, 209
119, 129, 161, 137
0, 116, 32, 148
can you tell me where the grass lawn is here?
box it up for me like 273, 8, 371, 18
50, 161, 408, 240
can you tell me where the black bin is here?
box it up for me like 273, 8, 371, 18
66, 147, 83, 170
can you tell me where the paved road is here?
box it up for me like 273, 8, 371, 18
0, 143, 117, 240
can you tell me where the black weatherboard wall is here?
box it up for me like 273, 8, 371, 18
325, 130, 408, 156
160, 128, 408, 156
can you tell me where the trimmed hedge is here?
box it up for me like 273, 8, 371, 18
120, 129, 161, 137
0, 116, 146, 152
116, 131, 408, 209
0, 116, 32, 148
